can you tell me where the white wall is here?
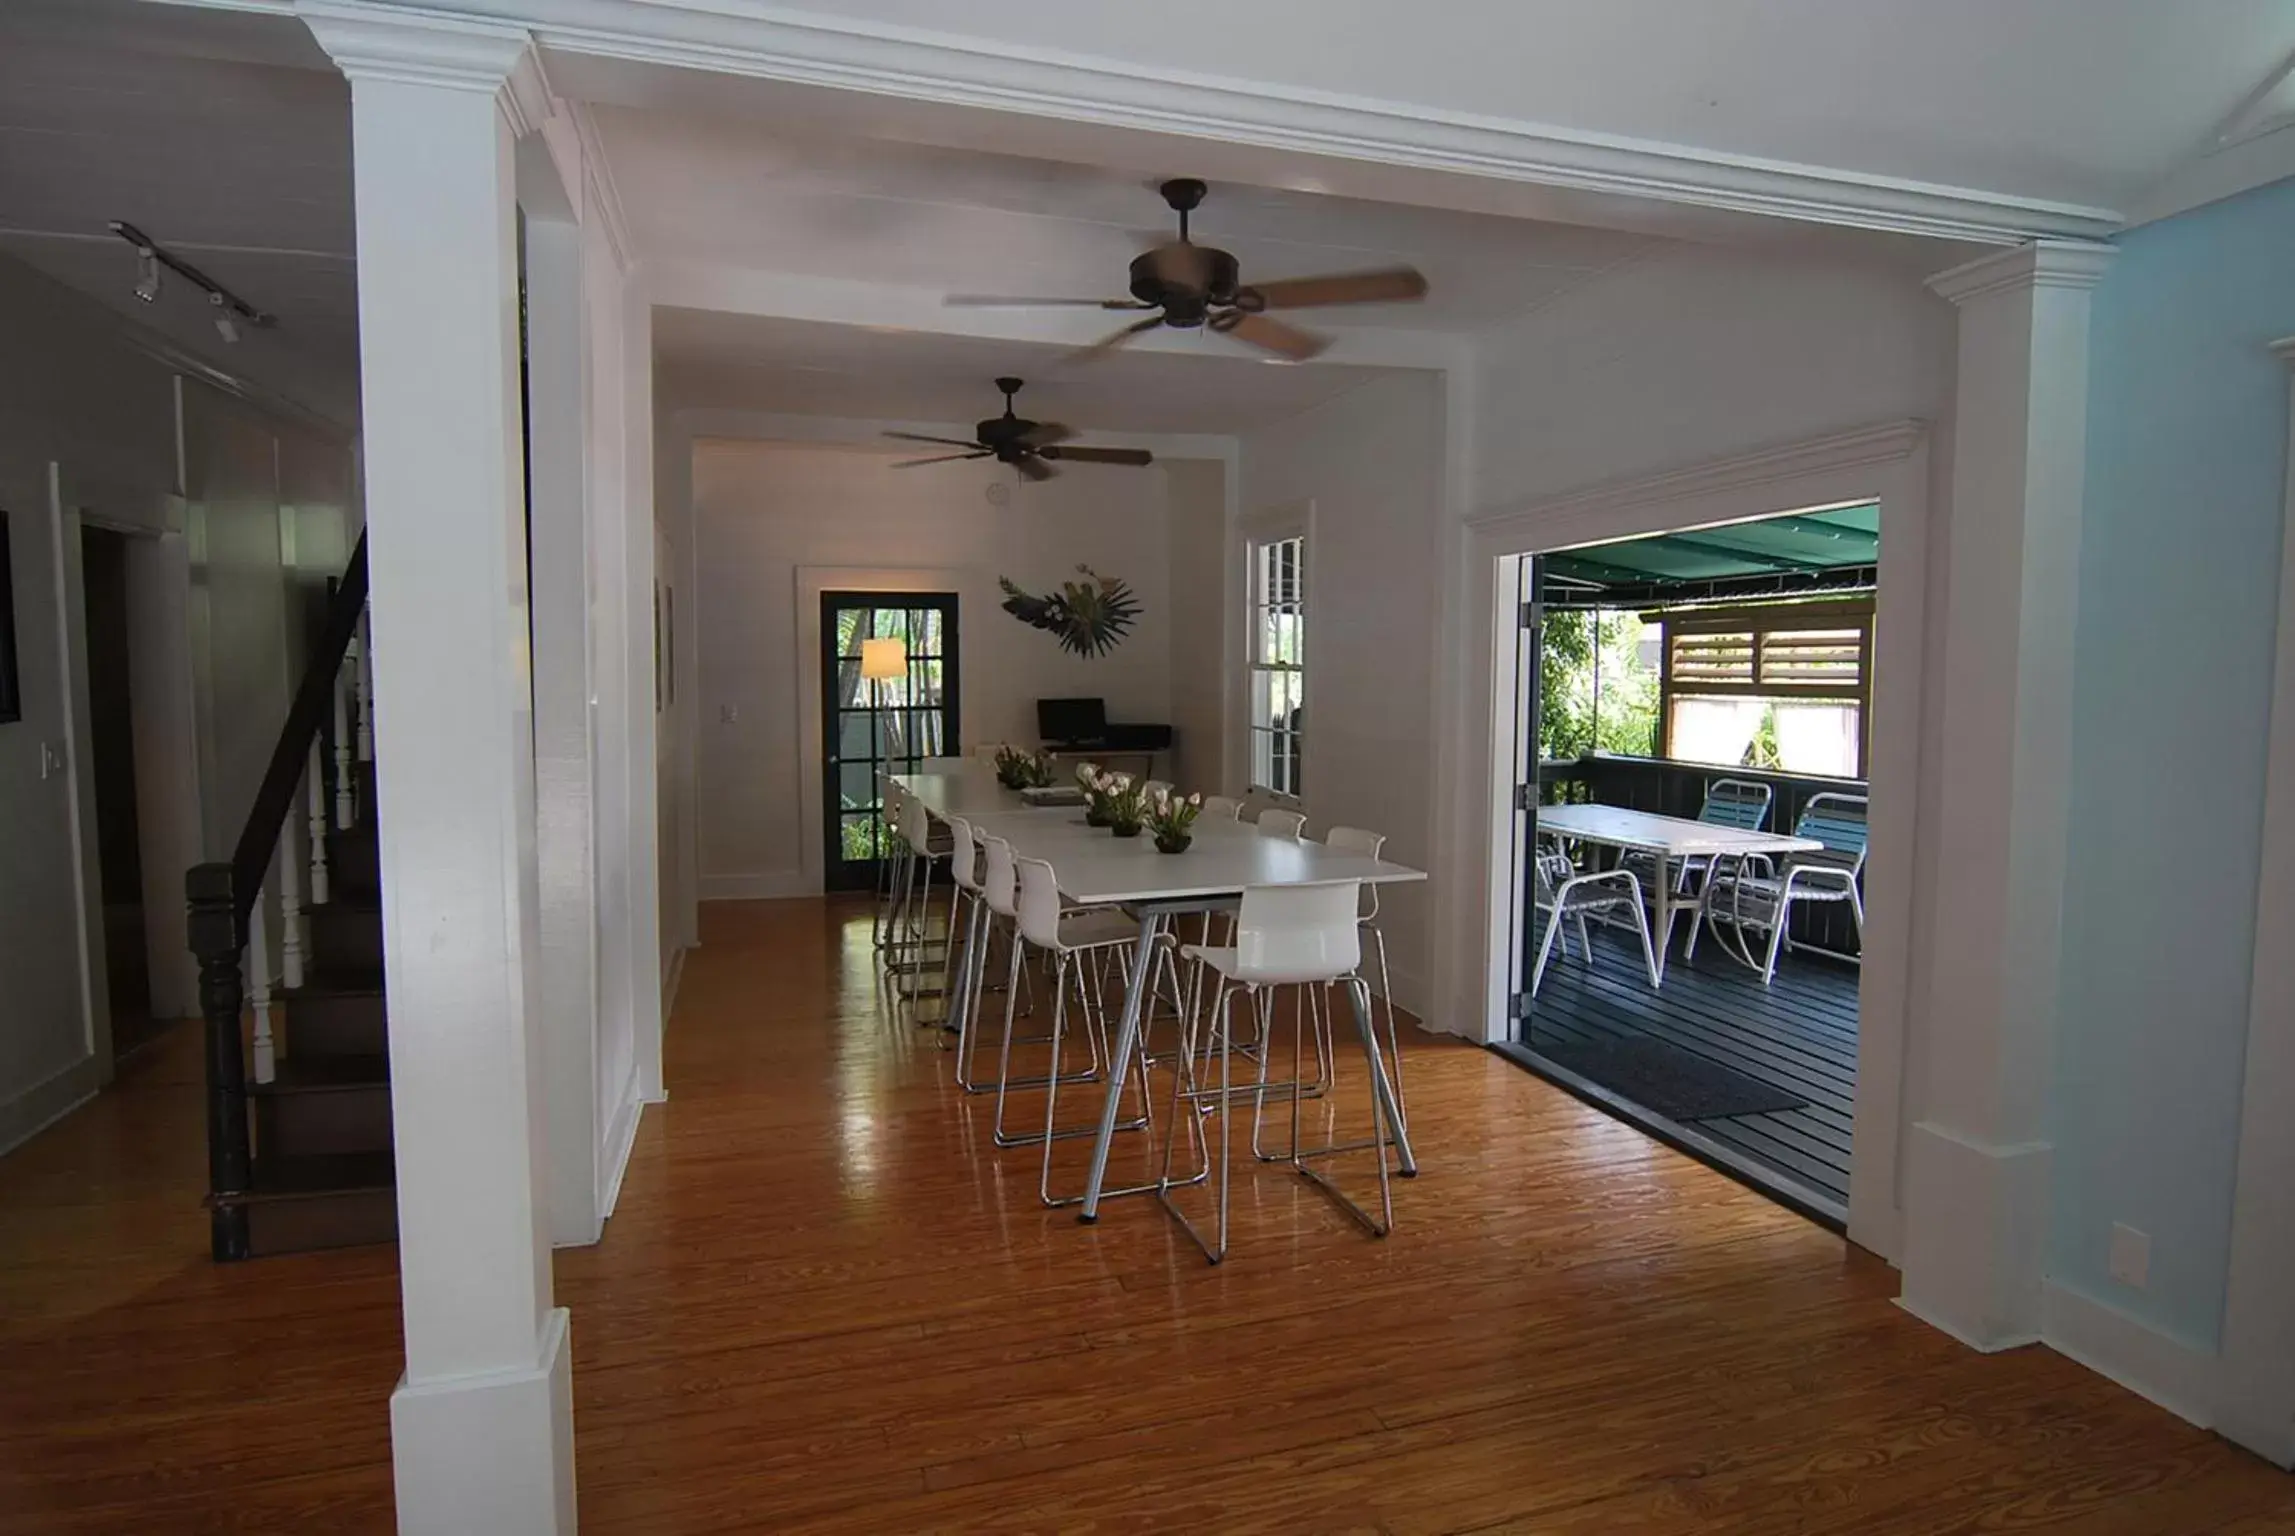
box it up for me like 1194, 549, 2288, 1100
0, 250, 350, 1154
1237, 371, 1445, 1010
1163, 457, 1229, 790
691, 437, 1175, 897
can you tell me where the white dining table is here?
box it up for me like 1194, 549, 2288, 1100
1534, 801, 1822, 981
891, 768, 1428, 1221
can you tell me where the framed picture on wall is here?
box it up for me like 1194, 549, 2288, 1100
0, 509, 19, 724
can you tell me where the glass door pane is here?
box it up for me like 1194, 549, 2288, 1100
820, 591, 961, 892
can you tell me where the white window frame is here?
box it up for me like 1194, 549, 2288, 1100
1244, 517, 1309, 801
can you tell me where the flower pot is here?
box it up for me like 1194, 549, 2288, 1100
1085, 805, 1111, 828
1154, 833, 1192, 855
1111, 821, 1143, 839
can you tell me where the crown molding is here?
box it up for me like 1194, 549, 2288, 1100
298, 0, 546, 131
285, 0, 2117, 246
1468, 419, 1929, 534
1926, 240, 2116, 305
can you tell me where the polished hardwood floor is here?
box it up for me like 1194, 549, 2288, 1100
2, 896, 2288, 1532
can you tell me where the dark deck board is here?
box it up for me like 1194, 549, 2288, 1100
1522, 917, 1860, 1212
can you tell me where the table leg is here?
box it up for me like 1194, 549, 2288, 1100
1346, 977, 1417, 1176
1651, 853, 1674, 984
1079, 910, 1166, 1223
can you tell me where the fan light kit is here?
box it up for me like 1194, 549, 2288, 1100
882, 377, 1154, 480
109, 220, 273, 344
946, 177, 1429, 365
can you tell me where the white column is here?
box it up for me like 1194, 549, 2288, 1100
302, 7, 572, 1532
1900, 240, 2110, 1350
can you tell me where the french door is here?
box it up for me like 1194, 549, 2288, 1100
820, 592, 961, 892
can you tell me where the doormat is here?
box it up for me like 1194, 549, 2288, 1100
1536, 1035, 1808, 1122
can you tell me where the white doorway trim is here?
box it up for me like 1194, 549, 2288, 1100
1438, 418, 1932, 1262
2214, 338, 2295, 1469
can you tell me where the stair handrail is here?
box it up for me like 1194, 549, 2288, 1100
186, 530, 369, 1260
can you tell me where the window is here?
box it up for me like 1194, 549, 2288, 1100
1247, 532, 1305, 797
1660, 602, 1872, 777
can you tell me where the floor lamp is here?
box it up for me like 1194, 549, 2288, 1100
859, 634, 908, 804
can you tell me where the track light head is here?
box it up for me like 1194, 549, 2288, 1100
133, 248, 160, 304
210, 291, 239, 344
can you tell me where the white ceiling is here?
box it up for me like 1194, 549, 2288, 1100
685, 0, 2295, 215
0, 2, 358, 424
596, 109, 1667, 334
653, 309, 1407, 435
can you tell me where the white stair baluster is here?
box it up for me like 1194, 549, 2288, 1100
308, 738, 331, 906
248, 889, 275, 1085
355, 608, 374, 762
333, 646, 356, 830
278, 806, 306, 992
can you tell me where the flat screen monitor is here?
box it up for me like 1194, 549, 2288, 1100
1037, 696, 1107, 744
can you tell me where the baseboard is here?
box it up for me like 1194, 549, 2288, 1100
699, 871, 812, 901
390, 1307, 576, 1533
1891, 1294, 2040, 1354
2042, 1280, 2219, 1430
595, 1072, 643, 1225
0, 1053, 103, 1158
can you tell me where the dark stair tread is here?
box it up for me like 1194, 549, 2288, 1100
313, 895, 381, 916
215, 1151, 395, 1205
284, 966, 384, 998
250, 1055, 389, 1093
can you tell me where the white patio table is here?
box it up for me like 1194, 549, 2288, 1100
1532, 802, 1822, 981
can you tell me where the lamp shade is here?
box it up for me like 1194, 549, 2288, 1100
859, 637, 907, 681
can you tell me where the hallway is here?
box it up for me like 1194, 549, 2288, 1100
2, 897, 2288, 1532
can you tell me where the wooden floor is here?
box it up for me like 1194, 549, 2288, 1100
1525, 921, 1859, 1216
2, 896, 2289, 1533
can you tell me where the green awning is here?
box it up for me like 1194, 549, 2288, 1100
1543, 504, 1879, 608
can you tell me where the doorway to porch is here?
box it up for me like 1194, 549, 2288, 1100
1500, 504, 1879, 1226
818, 592, 960, 892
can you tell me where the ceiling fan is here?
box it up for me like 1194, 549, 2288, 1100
884, 377, 1153, 481
946, 177, 1429, 364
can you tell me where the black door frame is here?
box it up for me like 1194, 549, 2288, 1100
819, 591, 961, 892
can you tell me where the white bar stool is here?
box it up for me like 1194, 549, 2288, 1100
1324, 826, 1409, 1135
980, 835, 1103, 1145
1200, 795, 1244, 820
1012, 855, 1180, 1207
1255, 808, 1307, 840
1157, 880, 1399, 1265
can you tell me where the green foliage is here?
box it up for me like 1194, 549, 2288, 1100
1538, 607, 1659, 761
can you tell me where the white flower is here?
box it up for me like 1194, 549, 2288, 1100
1110, 773, 1133, 791
1187, 791, 1203, 807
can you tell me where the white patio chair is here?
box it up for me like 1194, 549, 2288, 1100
1689, 792, 1868, 984
1621, 777, 1773, 897
1528, 848, 1660, 999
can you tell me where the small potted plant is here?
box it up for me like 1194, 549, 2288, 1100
993, 744, 1032, 789
1146, 786, 1202, 853
1077, 762, 1113, 826
1099, 772, 1149, 838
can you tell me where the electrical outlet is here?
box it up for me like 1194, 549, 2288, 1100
2108, 1222, 2151, 1290
38, 742, 64, 781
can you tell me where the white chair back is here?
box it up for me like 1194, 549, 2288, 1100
1014, 856, 1064, 949
1201, 795, 1243, 820
1256, 808, 1307, 841
1232, 881, 1363, 985
980, 834, 1018, 918
899, 794, 931, 851
946, 815, 980, 892
1323, 825, 1386, 920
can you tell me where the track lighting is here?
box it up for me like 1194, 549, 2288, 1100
109, 220, 272, 341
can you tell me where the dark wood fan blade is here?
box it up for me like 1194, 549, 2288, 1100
1242, 266, 1429, 309
1018, 420, 1074, 448
1220, 311, 1330, 361
1015, 454, 1055, 482
890, 452, 994, 468
944, 294, 1151, 309
884, 431, 985, 448
1039, 445, 1153, 467
1064, 314, 1164, 366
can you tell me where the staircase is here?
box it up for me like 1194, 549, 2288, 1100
191, 536, 397, 1260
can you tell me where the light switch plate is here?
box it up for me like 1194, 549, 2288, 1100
2108, 1222, 2150, 1290
39, 742, 64, 781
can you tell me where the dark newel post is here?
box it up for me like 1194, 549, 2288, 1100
186, 862, 251, 1261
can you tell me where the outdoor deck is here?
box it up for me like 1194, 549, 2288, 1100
1505, 917, 1858, 1224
